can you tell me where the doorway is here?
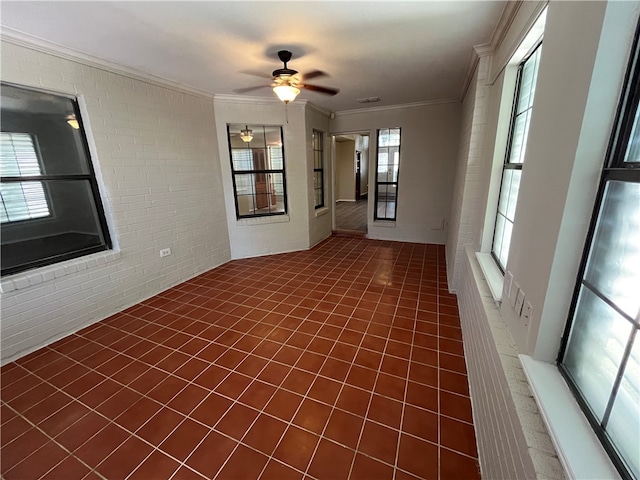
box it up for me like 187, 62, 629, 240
333, 133, 370, 233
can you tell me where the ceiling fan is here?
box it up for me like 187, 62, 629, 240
235, 50, 339, 103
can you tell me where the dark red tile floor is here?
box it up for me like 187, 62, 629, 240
0, 236, 480, 479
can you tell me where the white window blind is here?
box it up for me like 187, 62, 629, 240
0, 133, 50, 223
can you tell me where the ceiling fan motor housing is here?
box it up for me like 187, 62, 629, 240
273, 50, 298, 78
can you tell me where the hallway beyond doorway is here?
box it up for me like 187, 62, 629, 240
335, 199, 367, 233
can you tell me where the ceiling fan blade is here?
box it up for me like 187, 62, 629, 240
302, 70, 327, 81
233, 85, 269, 94
302, 83, 340, 96
239, 69, 273, 79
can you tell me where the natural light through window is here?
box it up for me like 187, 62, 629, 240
0, 132, 50, 223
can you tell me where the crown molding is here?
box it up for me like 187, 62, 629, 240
487, 1, 523, 54
458, 1, 524, 101
214, 94, 283, 106
213, 94, 330, 117
1, 27, 215, 100
334, 98, 458, 117
305, 101, 332, 118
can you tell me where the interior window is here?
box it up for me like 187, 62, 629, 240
227, 124, 288, 218
0, 83, 111, 276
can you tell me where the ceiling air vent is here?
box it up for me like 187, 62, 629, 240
357, 96, 381, 104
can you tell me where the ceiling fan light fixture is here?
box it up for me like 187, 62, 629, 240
66, 114, 80, 129
240, 126, 253, 142
273, 85, 300, 104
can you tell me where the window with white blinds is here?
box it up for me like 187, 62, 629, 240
1, 83, 111, 276
0, 133, 51, 223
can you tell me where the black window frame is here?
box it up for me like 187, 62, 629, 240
374, 127, 401, 221
313, 129, 325, 209
558, 19, 640, 480
491, 41, 543, 273
0, 82, 112, 276
227, 124, 288, 219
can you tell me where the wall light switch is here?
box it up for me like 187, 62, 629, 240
506, 271, 514, 298
515, 289, 525, 317
510, 282, 519, 308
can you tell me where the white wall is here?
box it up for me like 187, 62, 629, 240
0, 40, 231, 363
213, 96, 321, 259
446, 60, 487, 290
331, 102, 461, 244
336, 140, 356, 201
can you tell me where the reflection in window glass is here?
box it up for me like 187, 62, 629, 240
605, 338, 640, 479
563, 288, 632, 420
227, 124, 287, 218
0, 83, 111, 275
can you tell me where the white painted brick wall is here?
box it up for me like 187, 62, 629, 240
446, 55, 492, 292
458, 246, 565, 480
0, 40, 231, 363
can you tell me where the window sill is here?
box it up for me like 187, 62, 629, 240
237, 215, 290, 226
373, 220, 396, 227
0, 249, 121, 293
315, 207, 329, 218
519, 355, 620, 480
475, 252, 503, 303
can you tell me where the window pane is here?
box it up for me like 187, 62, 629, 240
624, 105, 640, 163
505, 169, 522, 221
389, 129, 401, 146
1, 84, 90, 175
0, 181, 50, 222
264, 126, 281, 148
228, 124, 287, 218
389, 147, 400, 182
498, 216, 513, 268
378, 129, 390, 147
606, 336, 640, 480
268, 146, 283, 170
1, 179, 107, 272
231, 149, 253, 171
584, 180, 640, 318
517, 48, 541, 112
508, 111, 531, 164
493, 214, 506, 263
493, 168, 519, 270
563, 287, 633, 421
376, 128, 400, 220
497, 170, 512, 216
233, 172, 285, 216
1, 133, 42, 176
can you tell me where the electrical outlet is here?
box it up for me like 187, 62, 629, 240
523, 301, 533, 326
515, 288, 525, 317
159, 248, 171, 258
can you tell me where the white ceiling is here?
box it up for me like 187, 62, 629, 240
0, 1, 506, 113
